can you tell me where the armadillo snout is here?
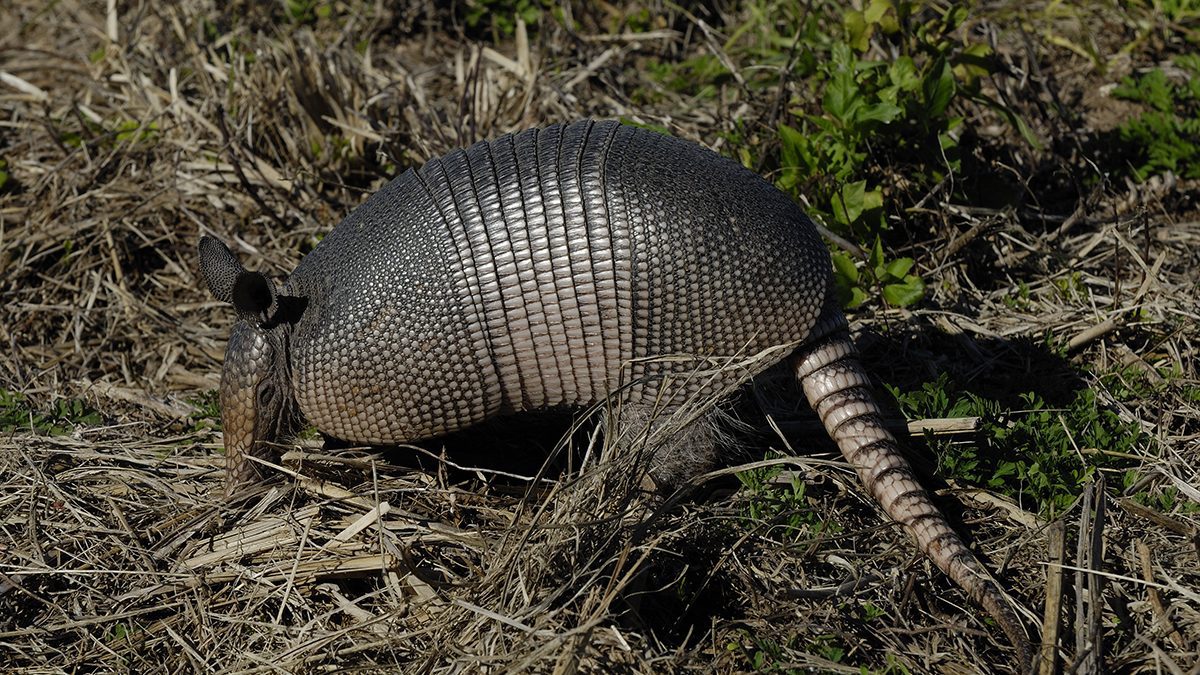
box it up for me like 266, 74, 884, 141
219, 321, 291, 493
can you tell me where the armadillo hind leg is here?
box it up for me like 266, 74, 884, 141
611, 402, 729, 493
792, 306, 1032, 666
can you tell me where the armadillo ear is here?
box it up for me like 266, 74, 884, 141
198, 236, 245, 304
231, 271, 276, 322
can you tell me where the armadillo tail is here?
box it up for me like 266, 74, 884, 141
792, 329, 1032, 668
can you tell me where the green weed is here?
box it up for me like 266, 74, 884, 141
735, 454, 831, 542
1110, 55, 1200, 180
731, 625, 909, 672
812, 633, 846, 663
890, 374, 1150, 515
1001, 281, 1033, 310
285, 0, 332, 24
1127, 474, 1200, 514
188, 390, 221, 430
0, 389, 102, 435
1145, 0, 1200, 24
772, 2, 993, 242
461, 0, 549, 38
60, 117, 158, 150
113, 119, 158, 144
647, 54, 731, 100
1053, 271, 1085, 300
860, 601, 887, 621
832, 236, 924, 308
730, 631, 806, 673
645, 1, 1033, 308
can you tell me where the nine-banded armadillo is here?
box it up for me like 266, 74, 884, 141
198, 119, 1030, 665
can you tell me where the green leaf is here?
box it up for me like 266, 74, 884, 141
979, 93, 1042, 148
938, 127, 961, 171
831, 250, 865, 309
823, 44, 862, 124
832, 180, 867, 225
888, 56, 920, 92
844, 10, 869, 52
883, 275, 925, 306
856, 101, 902, 125
922, 56, 955, 118
832, 251, 860, 285
884, 257, 914, 280
778, 123, 818, 189
864, 0, 895, 28
846, 285, 869, 308
861, 187, 883, 211
954, 42, 993, 89
779, 123, 804, 171
868, 0, 897, 26
868, 235, 885, 273
1113, 69, 1173, 111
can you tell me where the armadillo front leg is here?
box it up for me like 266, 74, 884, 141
792, 312, 1032, 667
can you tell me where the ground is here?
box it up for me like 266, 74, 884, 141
0, 1, 1197, 673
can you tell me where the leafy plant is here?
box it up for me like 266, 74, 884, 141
732, 631, 798, 673
831, 236, 925, 308
1128, 475, 1200, 514
774, 5, 977, 237
284, 0, 332, 24
1147, 0, 1200, 24
1001, 281, 1033, 310
736, 454, 829, 541
860, 601, 887, 621
768, 2, 1031, 308
811, 634, 846, 663
636, 2, 1035, 309
461, 0, 549, 38
59, 117, 158, 150
188, 390, 222, 432
890, 374, 1150, 515
1, 389, 102, 435
1053, 271, 1085, 300
647, 54, 731, 100
1110, 55, 1200, 180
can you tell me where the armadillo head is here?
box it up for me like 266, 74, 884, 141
198, 236, 304, 494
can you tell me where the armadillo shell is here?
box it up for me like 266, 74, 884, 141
285, 120, 830, 445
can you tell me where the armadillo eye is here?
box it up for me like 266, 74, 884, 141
257, 386, 274, 407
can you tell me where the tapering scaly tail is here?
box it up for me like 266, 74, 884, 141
792, 310, 1032, 668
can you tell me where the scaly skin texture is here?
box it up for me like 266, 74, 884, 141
218, 321, 293, 493
199, 238, 297, 493
282, 121, 826, 444
217, 323, 261, 490
793, 311, 1032, 668
197, 119, 1030, 665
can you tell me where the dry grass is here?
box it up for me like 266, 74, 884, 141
1, 1, 1197, 673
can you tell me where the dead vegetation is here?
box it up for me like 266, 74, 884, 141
0, 1, 1197, 673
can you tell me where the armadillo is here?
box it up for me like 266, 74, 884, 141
198, 119, 1030, 664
